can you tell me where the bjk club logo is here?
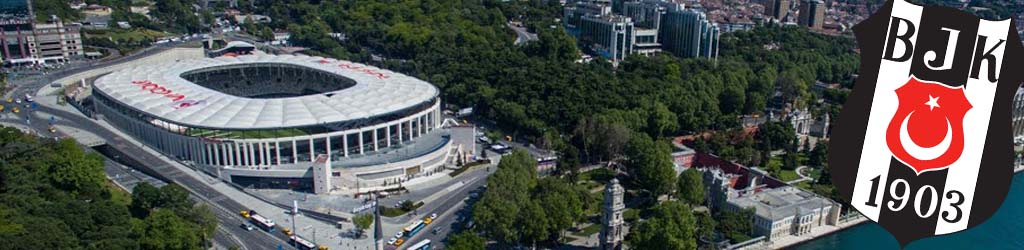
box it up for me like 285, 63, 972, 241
830, 0, 1024, 246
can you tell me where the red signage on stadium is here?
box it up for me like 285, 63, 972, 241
132, 80, 186, 101
317, 59, 390, 79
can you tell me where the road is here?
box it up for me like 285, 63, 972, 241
381, 165, 492, 250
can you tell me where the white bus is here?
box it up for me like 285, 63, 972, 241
249, 214, 275, 232
403, 219, 425, 233
289, 235, 317, 250
405, 239, 431, 250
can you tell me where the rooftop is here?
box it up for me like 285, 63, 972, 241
93, 54, 438, 130
729, 186, 835, 221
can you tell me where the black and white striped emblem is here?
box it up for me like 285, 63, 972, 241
831, 0, 1023, 246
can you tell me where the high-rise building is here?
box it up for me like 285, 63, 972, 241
798, 0, 825, 30
766, 0, 790, 21
0, 0, 83, 62
600, 178, 625, 250
578, 14, 635, 62
564, 0, 718, 62
661, 7, 719, 59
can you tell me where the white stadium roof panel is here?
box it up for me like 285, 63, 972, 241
93, 54, 438, 130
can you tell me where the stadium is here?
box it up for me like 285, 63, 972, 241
91, 54, 449, 194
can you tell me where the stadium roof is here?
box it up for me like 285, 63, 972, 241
93, 54, 438, 130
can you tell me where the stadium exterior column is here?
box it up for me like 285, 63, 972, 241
408, 119, 414, 140
343, 133, 349, 158
257, 143, 265, 166
248, 143, 256, 167
309, 138, 315, 163
235, 143, 243, 166
397, 122, 403, 143
205, 144, 212, 165
275, 141, 282, 165
223, 144, 231, 166
214, 143, 221, 165
373, 129, 379, 152
292, 140, 298, 164
262, 142, 270, 166
326, 136, 332, 161
358, 131, 365, 155
386, 125, 392, 147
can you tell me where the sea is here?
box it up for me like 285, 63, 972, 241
794, 173, 1024, 250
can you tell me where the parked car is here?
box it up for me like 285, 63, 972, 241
387, 237, 397, 245
241, 224, 254, 231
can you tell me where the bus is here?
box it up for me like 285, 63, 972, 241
289, 235, 318, 250
405, 239, 431, 250
250, 214, 276, 232
403, 220, 426, 236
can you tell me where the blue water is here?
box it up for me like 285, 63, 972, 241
795, 173, 1024, 250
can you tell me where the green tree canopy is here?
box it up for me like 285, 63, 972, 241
624, 133, 677, 197
626, 201, 697, 250
677, 169, 705, 206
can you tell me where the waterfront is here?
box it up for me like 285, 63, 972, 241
795, 173, 1024, 250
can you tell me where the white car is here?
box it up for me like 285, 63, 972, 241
394, 231, 404, 239
387, 237, 398, 245
430, 213, 438, 220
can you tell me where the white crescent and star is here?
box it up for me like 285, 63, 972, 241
899, 95, 953, 161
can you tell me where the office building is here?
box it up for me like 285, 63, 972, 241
0, 0, 83, 63
798, 0, 825, 30
766, 0, 790, 20
578, 14, 635, 62
661, 6, 719, 59
564, 0, 719, 62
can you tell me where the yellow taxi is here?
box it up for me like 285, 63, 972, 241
282, 228, 293, 236
11, 107, 19, 114
239, 210, 251, 218
424, 217, 433, 224
394, 238, 405, 246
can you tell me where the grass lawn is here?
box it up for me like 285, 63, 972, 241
572, 223, 603, 237
778, 169, 801, 182
105, 180, 131, 206
577, 167, 614, 183
380, 201, 425, 217
85, 28, 171, 42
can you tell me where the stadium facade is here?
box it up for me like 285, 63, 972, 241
92, 54, 449, 194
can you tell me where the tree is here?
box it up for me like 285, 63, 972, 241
677, 169, 705, 206
139, 210, 200, 250
782, 151, 800, 171
518, 200, 549, 246
717, 208, 755, 243
624, 133, 677, 197
626, 201, 696, 250
808, 140, 828, 168
447, 231, 486, 250
694, 211, 717, 245
535, 178, 584, 241
646, 101, 679, 138
353, 213, 373, 237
